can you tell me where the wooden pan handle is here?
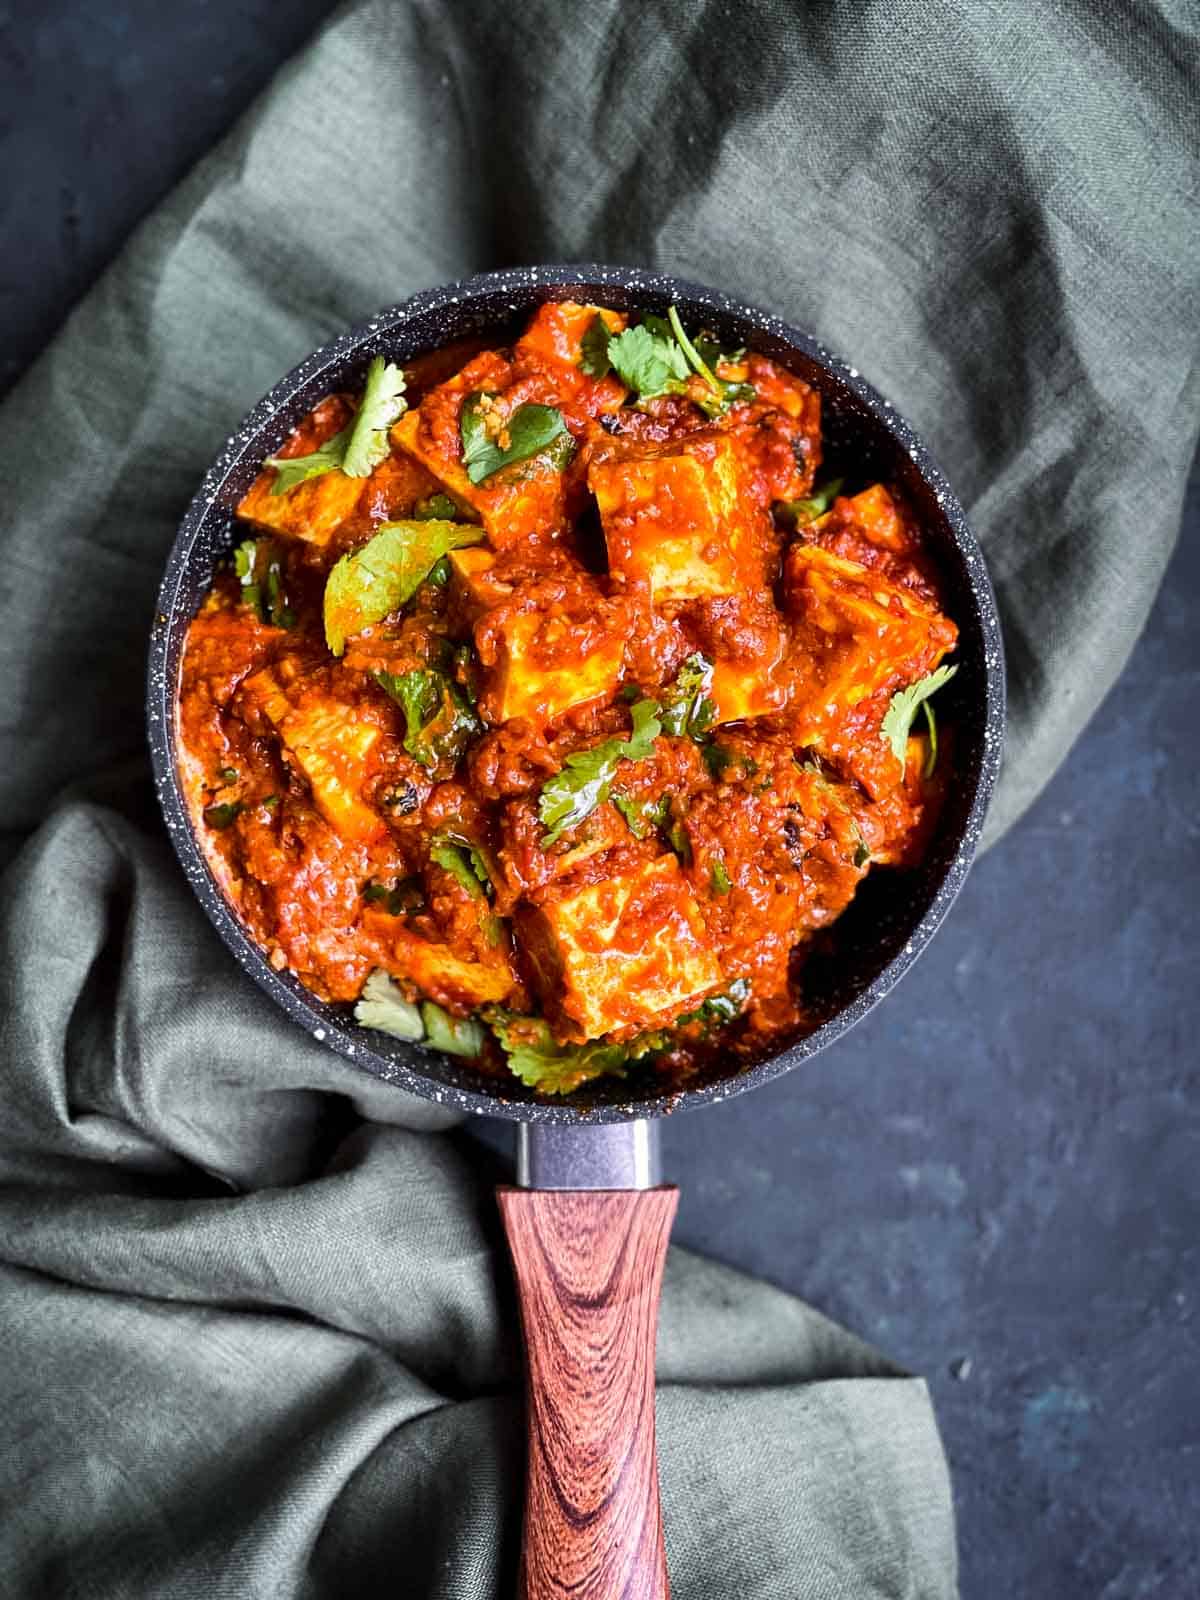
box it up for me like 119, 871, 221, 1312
497, 1185, 678, 1600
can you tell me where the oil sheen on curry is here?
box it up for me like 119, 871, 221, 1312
177, 302, 958, 1095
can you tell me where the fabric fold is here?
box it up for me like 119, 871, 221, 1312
3, 0, 1196, 1591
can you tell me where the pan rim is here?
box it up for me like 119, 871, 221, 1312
146, 262, 1005, 1124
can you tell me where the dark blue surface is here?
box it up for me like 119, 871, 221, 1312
663, 504, 1200, 1596
4, 4, 1196, 1595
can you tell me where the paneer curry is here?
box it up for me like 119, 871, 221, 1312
177, 301, 959, 1095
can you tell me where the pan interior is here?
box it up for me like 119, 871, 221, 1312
147, 266, 1004, 1124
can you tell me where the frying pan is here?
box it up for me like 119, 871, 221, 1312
147, 266, 1004, 1599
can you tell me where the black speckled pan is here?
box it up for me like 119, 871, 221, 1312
146, 265, 1004, 1127
148, 266, 1005, 1591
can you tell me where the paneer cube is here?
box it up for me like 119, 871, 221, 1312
364, 915, 517, 1010
238, 395, 438, 548
392, 408, 570, 550
807, 483, 939, 607
838, 484, 906, 552
783, 544, 957, 733
513, 301, 629, 412
519, 854, 722, 1041
485, 605, 625, 724
238, 397, 362, 547
247, 667, 386, 843
709, 653, 786, 725
238, 462, 366, 548
447, 547, 513, 618
515, 301, 626, 367
590, 437, 747, 601
390, 350, 574, 548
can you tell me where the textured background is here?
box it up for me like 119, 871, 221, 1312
3, 2, 1197, 1595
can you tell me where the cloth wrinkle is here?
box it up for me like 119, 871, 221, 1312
2, 0, 1196, 1593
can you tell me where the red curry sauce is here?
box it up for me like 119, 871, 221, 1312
177, 301, 957, 1094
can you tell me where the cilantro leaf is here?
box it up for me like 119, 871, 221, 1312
538, 699, 663, 847
421, 1001, 485, 1058
234, 540, 259, 607
623, 697, 662, 759
363, 876, 425, 915
430, 833, 493, 901
377, 669, 437, 754
688, 327, 757, 415
921, 700, 941, 778
341, 357, 408, 477
265, 357, 406, 494
667, 305, 720, 394
579, 314, 613, 378
702, 742, 757, 780
675, 978, 751, 1029
639, 313, 675, 343
354, 970, 424, 1041
665, 814, 693, 866
881, 665, 958, 771
265, 423, 355, 495
234, 538, 295, 628
261, 554, 293, 628
612, 794, 646, 838
412, 492, 462, 521
668, 308, 755, 416
486, 1010, 660, 1096
658, 654, 716, 740
202, 801, 243, 829
700, 977, 751, 1022
538, 747, 623, 846
605, 323, 690, 400
355, 972, 484, 1057
323, 519, 483, 655
460, 394, 573, 484
374, 668, 481, 772
779, 478, 844, 524
432, 838, 483, 902
691, 377, 757, 420
465, 840, 495, 894
613, 791, 670, 840
603, 308, 754, 415
694, 331, 745, 371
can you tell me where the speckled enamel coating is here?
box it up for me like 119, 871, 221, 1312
145, 265, 1005, 1124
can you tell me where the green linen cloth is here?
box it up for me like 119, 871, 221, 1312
1, 0, 1195, 1594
